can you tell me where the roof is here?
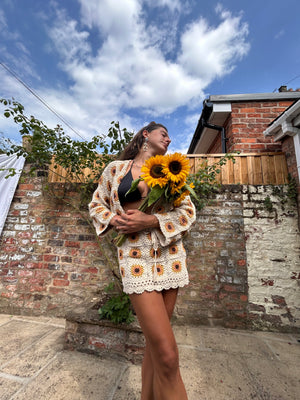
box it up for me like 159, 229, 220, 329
264, 99, 300, 141
188, 91, 300, 154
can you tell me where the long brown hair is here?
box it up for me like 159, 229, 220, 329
118, 121, 168, 160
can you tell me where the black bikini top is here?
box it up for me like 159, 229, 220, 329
118, 162, 142, 206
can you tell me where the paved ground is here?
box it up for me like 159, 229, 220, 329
0, 313, 299, 400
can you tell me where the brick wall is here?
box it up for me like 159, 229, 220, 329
208, 100, 294, 154
282, 135, 299, 182
0, 167, 299, 332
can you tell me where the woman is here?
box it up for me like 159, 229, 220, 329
89, 122, 196, 399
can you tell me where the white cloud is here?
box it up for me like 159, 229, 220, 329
178, 5, 249, 85
1, 0, 250, 146
143, 0, 182, 13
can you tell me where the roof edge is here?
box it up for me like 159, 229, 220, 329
209, 92, 300, 103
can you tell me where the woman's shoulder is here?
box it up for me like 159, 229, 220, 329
103, 159, 131, 174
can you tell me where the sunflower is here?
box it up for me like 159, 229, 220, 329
140, 155, 168, 188
170, 179, 186, 195
173, 191, 188, 207
162, 153, 190, 184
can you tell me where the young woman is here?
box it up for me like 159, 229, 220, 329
89, 122, 196, 399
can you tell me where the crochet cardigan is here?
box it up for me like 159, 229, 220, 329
89, 160, 196, 247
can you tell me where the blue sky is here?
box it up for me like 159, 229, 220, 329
1, 0, 300, 153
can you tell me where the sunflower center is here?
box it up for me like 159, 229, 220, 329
150, 164, 165, 178
169, 161, 182, 175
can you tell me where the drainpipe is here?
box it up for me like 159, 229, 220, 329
201, 118, 227, 153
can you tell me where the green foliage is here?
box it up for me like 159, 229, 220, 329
0, 97, 134, 324
263, 196, 274, 212
98, 283, 135, 324
0, 99, 133, 183
264, 174, 297, 212
287, 173, 298, 204
188, 153, 238, 210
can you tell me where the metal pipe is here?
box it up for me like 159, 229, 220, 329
201, 118, 227, 153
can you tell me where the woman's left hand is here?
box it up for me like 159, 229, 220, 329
115, 210, 159, 233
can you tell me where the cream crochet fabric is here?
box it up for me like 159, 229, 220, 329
89, 160, 196, 294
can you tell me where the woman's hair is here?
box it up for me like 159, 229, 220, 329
118, 121, 168, 160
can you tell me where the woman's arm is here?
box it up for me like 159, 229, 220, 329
152, 196, 196, 246
88, 163, 118, 236
112, 210, 159, 234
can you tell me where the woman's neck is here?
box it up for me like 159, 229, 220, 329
133, 151, 156, 166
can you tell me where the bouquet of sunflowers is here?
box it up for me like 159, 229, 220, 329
115, 153, 197, 246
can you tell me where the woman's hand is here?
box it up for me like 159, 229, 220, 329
110, 210, 159, 234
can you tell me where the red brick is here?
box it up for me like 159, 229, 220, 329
53, 279, 70, 287
65, 241, 80, 248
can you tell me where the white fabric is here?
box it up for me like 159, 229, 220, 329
0, 153, 25, 235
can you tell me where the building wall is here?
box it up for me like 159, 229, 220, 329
0, 168, 299, 332
282, 135, 299, 182
207, 100, 294, 154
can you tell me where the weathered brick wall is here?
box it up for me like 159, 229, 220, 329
0, 165, 113, 315
0, 168, 299, 331
243, 186, 300, 331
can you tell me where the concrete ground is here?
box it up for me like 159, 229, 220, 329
0, 313, 299, 400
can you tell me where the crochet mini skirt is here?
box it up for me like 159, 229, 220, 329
117, 229, 189, 294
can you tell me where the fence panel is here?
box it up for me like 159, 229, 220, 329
48, 153, 289, 185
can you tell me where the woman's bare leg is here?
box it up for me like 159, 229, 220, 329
130, 289, 187, 400
139, 289, 179, 400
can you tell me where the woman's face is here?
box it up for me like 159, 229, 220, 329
145, 127, 171, 155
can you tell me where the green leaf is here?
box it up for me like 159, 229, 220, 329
148, 185, 164, 206
126, 177, 142, 195
185, 184, 199, 200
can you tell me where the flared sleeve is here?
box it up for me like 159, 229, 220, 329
152, 195, 196, 246
88, 162, 117, 237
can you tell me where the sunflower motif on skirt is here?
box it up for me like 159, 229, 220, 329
131, 265, 144, 277
165, 222, 175, 232
179, 215, 188, 226
128, 233, 140, 243
111, 166, 116, 176
102, 211, 111, 220
152, 264, 164, 276
150, 247, 162, 258
169, 245, 178, 255
120, 267, 125, 277
129, 248, 142, 258
186, 209, 194, 218
118, 249, 123, 260
172, 261, 182, 273
113, 191, 118, 201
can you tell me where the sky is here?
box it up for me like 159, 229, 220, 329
0, 0, 300, 153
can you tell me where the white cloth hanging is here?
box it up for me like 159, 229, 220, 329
0, 153, 25, 235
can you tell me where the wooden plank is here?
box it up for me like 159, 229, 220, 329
279, 154, 289, 184
261, 155, 270, 184
274, 154, 289, 184
252, 156, 263, 185
233, 156, 241, 184
188, 157, 195, 174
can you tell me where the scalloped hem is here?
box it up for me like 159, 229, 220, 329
123, 280, 189, 295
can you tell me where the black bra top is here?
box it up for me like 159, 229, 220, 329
118, 162, 142, 206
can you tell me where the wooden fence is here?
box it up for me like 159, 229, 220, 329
188, 152, 289, 185
48, 152, 289, 185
